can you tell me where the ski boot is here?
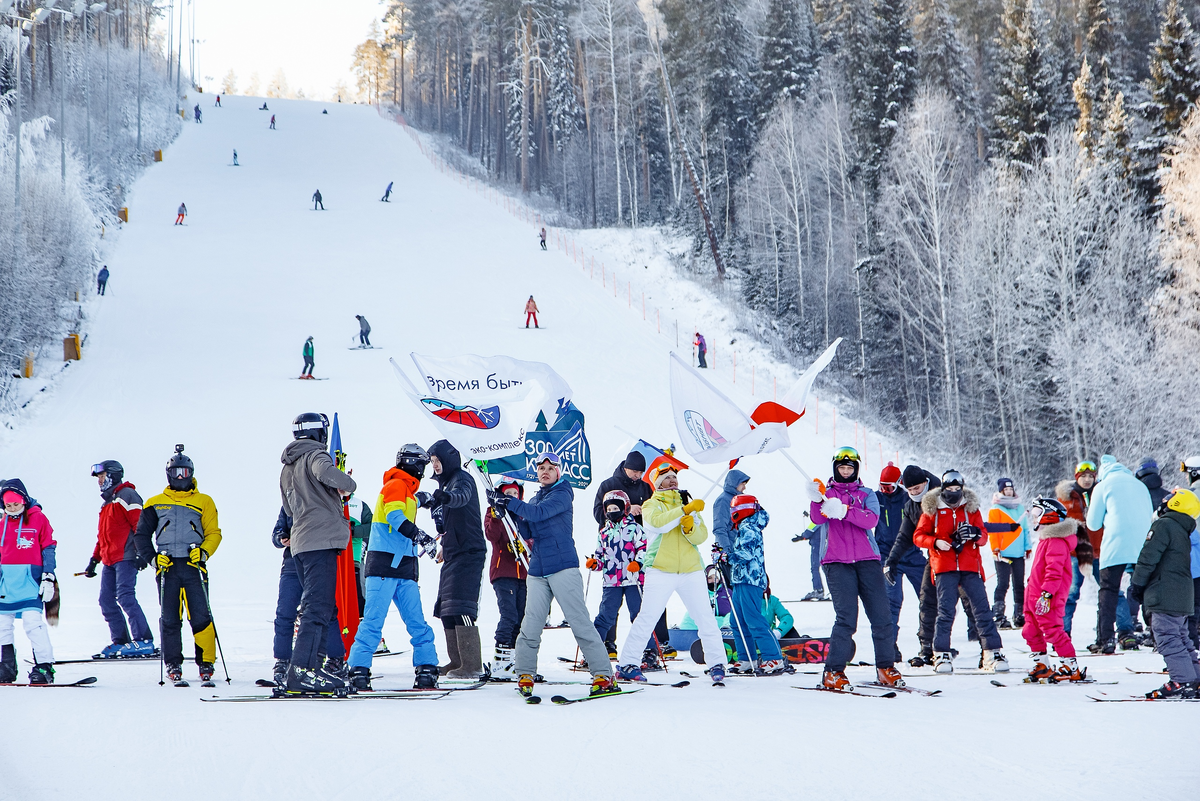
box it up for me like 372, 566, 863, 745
117, 638, 156, 658
757, 659, 787, 676
617, 663, 646, 683
1012, 614, 1025, 629
660, 645, 678, 659
1118, 632, 1140, 651
490, 646, 517, 681
348, 666, 372, 692
876, 666, 906, 688
97, 641, 126, 658
516, 673, 536, 699
1025, 653, 1056, 683
605, 641, 618, 661
709, 664, 726, 686
995, 616, 1012, 630
272, 659, 289, 687
821, 669, 853, 692
908, 652, 933, 668
933, 652, 955, 674
28, 663, 55, 685
166, 663, 184, 684
198, 662, 216, 685
285, 664, 347, 696
414, 664, 439, 690
589, 674, 622, 697
982, 650, 1010, 673
0, 644, 18, 683
801, 590, 827, 601
641, 648, 664, 672
1146, 680, 1194, 699
1088, 638, 1116, 655
324, 656, 349, 679
1053, 658, 1087, 683
727, 659, 749, 675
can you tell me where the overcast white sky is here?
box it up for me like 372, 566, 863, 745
180, 0, 383, 99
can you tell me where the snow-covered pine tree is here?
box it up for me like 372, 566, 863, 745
1097, 84, 1133, 182
990, 0, 1054, 166
870, 0, 920, 176
754, 0, 819, 126
1077, 0, 1118, 77
1133, 0, 1200, 213
913, 0, 978, 128
1074, 56, 1104, 158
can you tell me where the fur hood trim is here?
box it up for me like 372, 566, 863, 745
1035, 519, 1077, 540
1055, 480, 1077, 503
921, 486, 979, 515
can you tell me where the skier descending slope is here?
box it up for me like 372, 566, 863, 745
490, 452, 619, 698
355, 315, 371, 347
279, 414, 357, 695
0, 480, 58, 684
381, 181, 393, 202
84, 461, 155, 658
132, 446, 222, 686
614, 464, 726, 687
524, 296, 539, 328
347, 444, 440, 692
300, 336, 315, 378
174, 203, 187, 225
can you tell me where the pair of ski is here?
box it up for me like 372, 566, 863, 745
0, 677, 97, 688
52, 653, 161, 665
989, 679, 1115, 687
523, 687, 645, 705
204, 680, 486, 703
1088, 690, 1200, 702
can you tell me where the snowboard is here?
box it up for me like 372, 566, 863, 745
689, 636, 830, 665
291, 377, 329, 380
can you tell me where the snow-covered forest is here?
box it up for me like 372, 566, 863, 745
1, 1, 180, 411
356, 0, 1200, 485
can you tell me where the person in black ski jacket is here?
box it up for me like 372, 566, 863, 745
423, 440, 487, 679
97, 266, 109, 295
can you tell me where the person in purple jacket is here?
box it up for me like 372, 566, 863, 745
808, 447, 902, 692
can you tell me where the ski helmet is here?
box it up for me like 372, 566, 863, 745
1166, 488, 1200, 518
602, 490, 630, 522
166, 444, 195, 491
91, 460, 124, 493
396, 443, 431, 479
832, 447, 861, 483
497, 479, 523, 500
1181, 456, 1200, 484
292, 412, 330, 445
940, 470, 965, 506
1075, 460, 1097, 478
730, 494, 761, 527
1031, 497, 1068, 528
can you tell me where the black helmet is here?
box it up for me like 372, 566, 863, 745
832, 446, 861, 483
940, 470, 965, 506
396, 443, 430, 479
91, 460, 124, 494
166, 444, 195, 491
940, 470, 965, 488
293, 412, 330, 445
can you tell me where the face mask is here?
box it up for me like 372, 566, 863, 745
942, 488, 963, 506
605, 510, 624, 523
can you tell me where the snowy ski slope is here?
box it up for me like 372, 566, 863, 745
1, 96, 1191, 800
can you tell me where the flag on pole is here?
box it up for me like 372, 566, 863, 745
627, 439, 689, 489
750, 338, 842, 426
327, 413, 360, 655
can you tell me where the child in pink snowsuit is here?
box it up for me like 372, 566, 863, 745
1022, 498, 1085, 682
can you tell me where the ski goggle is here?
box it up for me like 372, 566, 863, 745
535, 451, 561, 467
90, 463, 107, 477
168, 466, 193, 480
1075, 461, 1096, 475
833, 447, 860, 463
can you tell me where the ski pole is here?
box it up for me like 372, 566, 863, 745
714, 557, 760, 678
191, 544, 232, 684
157, 561, 166, 687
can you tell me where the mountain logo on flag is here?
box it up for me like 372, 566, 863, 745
421, 398, 501, 430
683, 410, 728, 450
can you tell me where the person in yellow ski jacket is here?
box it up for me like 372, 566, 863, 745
615, 464, 727, 684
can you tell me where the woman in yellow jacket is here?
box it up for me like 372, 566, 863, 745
616, 464, 727, 685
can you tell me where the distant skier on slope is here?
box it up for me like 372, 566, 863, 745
381, 182, 393, 202
312, 190, 324, 210
525, 296, 539, 328
214, 95, 221, 107
232, 150, 239, 166
97, 265, 109, 295
300, 336, 315, 378
174, 203, 187, 225
693, 331, 707, 368
270, 114, 276, 130
260, 102, 269, 110
539, 227, 547, 250
194, 104, 202, 123
355, 315, 371, 347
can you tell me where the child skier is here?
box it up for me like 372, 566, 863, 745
913, 470, 1008, 673
1022, 498, 1086, 683
132, 446, 223, 686
484, 480, 528, 679
613, 464, 727, 686
0, 480, 58, 684
809, 448, 902, 690
988, 477, 1031, 629
726, 495, 788, 674
346, 445, 440, 691
587, 490, 654, 666
84, 460, 155, 658
1130, 489, 1200, 698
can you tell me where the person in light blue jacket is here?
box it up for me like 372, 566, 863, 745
1086, 455, 1154, 651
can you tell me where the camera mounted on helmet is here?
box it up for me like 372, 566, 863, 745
396, 443, 431, 479
166, 444, 195, 491
292, 412, 330, 445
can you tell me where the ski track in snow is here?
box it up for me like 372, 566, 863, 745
0, 95, 1191, 799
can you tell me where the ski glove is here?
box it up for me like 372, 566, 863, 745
188, 547, 207, 569
627, 561, 641, 573
820, 497, 847, 521
683, 499, 705, 515
934, 539, 952, 551
39, 573, 56, 603
1128, 583, 1146, 605
133, 554, 150, 572
805, 481, 825, 504
1035, 591, 1052, 616
416, 491, 432, 508
680, 514, 695, 535
431, 489, 451, 508
431, 505, 446, 534
585, 557, 599, 570
83, 557, 100, 579
156, 553, 173, 569
485, 489, 510, 512
415, 531, 438, 560
884, 565, 898, 586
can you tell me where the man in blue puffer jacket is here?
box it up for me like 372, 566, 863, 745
491, 452, 616, 697
713, 469, 750, 552
1086, 455, 1155, 653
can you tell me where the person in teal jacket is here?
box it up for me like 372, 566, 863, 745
763, 581, 799, 639
1086, 455, 1155, 651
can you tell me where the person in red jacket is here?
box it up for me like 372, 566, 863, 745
484, 480, 527, 679
913, 471, 1008, 674
84, 461, 156, 658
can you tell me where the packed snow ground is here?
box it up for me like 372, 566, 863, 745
1, 95, 1192, 800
